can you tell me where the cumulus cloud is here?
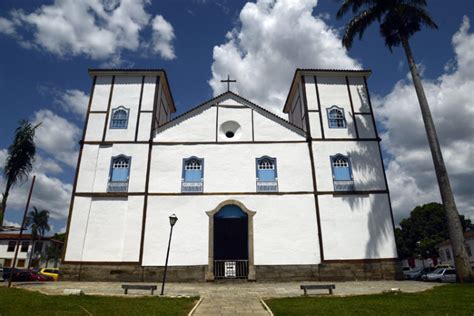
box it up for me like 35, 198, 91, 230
55, 89, 89, 119
151, 15, 176, 60
32, 110, 81, 167
0, 17, 17, 35
375, 16, 474, 222
209, 0, 360, 112
0, 149, 72, 220
0, 0, 176, 62
0, 171, 72, 220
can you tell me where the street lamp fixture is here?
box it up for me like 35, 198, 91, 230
161, 213, 178, 296
169, 214, 178, 227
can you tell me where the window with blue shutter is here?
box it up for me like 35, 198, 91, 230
327, 106, 346, 128
330, 154, 354, 191
107, 155, 131, 192
110, 106, 129, 129
182, 157, 204, 193
256, 156, 278, 192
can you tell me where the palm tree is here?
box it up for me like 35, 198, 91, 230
335, 0, 472, 282
25, 206, 51, 268
43, 242, 63, 268
0, 120, 40, 226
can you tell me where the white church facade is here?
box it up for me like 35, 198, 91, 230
62, 68, 401, 281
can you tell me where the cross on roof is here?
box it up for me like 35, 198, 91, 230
221, 75, 236, 92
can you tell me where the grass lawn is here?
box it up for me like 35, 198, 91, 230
265, 284, 474, 316
0, 287, 197, 316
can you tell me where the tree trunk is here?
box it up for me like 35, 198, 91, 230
0, 192, 8, 227
401, 36, 472, 282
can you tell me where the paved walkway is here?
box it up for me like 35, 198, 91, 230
10, 281, 439, 315
193, 297, 270, 315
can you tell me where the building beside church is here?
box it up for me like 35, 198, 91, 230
62, 68, 401, 281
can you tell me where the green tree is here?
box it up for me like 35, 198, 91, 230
42, 233, 65, 268
25, 207, 51, 268
0, 120, 40, 226
335, 0, 472, 282
395, 203, 472, 260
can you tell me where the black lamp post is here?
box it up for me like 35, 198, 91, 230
160, 214, 178, 296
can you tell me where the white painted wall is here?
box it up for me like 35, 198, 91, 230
355, 114, 376, 138
148, 143, 313, 193
155, 106, 217, 142
137, 112, 152, 141
304, 76, 318, 111
438, 238, 474, 267
76, 144, 148, 193
253, 110, 303, 141
319, 193, 397, 260
217, 106, 253, 142
0, 239, 53, 266
312, 141, 386, 191
90, 76, 112, 111
105, 76, 142, 142
142, 195, 320, 266
84, 113, 106, 141
65, 196, 144, 262
317, 76, 356, 138
155, 97, 304, 143
348, 76, 371, 113
141, 76, 157, 111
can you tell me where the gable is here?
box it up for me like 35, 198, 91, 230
154, 92, 305, 143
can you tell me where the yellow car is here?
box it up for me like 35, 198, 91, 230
39, 268, 60, 281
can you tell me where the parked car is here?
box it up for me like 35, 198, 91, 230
405, 267, 436, 280
39, 268, 60, 281
8, 269, 53, 282
422, 268, 457, 283
0, 266, 3, 282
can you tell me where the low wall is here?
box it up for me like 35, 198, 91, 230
61, 259, 403, 282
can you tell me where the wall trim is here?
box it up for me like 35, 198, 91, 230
102, 75, 115, 142
323, 258, 398, 264
73, 190, 389, 197
301, 75, 325, 262
314, 76, 325, 139
134, 76, 145, 142
346, 75, 360, 139
139, 76, 160, 266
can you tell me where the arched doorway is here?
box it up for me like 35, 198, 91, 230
206, 200, 256, 281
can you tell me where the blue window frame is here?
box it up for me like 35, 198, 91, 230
327, 106, 346, 128
110, 106, 129, 129
256, 156, 278, 192
330, 154, 354, 191
182, 157, 204, 193
107, 155, 131, 192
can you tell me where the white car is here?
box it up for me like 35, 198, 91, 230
422, 268, 457, 283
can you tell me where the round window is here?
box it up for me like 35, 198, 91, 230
219, 121, 241, 140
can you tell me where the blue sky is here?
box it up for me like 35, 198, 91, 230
0, 0, 473, 234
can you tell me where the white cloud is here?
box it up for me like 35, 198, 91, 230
0, 17, 16, 35
3, 219, 21, 228
209, 0, 360, 113
375, 16, 474, 222
0, 172, 72, 220
151, 15, 176, 60
0, 0, 176, 62
32, 110, 81, 168
55, 89, 89, 119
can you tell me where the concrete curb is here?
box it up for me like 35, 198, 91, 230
260, 298, 274, 316
188, 297, 204, 316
